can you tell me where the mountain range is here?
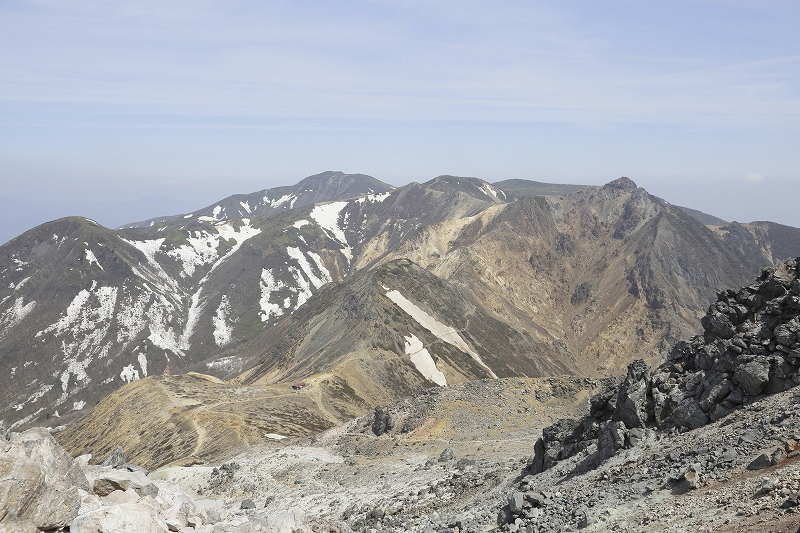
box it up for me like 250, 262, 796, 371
3, 171, 800, 468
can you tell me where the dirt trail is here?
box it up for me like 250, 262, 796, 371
304, 374, 344, 425
190, 418, 207, 456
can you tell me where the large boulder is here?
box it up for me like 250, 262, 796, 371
70, 502, 170, 533
371, 406, 394, 436
734, 358, 771, 396
100, 446, 126, 468
0, 428, 87, 530
671, 398, 709, 430
702, 311, 736, 339
90, 469, 159, 498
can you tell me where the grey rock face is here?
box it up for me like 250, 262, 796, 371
597, 421, 627, 459
240, 498, 256, 510
92, 470, 159, 498
747, 453, 773, 470
613, 359, 650, 429
703, 311, 736, 339
508, 492, 525, 514
438, 448, 455, 462
774, 324, 797, 346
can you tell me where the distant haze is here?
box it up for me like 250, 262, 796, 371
1, 1, 799, 244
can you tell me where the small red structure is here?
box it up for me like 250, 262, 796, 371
291, 382, 307, 390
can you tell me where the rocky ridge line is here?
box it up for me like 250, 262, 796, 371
531, 256, 800, 472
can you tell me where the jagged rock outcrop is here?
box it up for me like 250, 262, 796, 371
533, 257, 800, 473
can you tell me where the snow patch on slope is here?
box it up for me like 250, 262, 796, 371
9, 276, 32, 290
287, 247, 331, 290
289, 266, 313, 309
269, 194, 296, 209
120, 364, 140, 383
115, 289, 150, 345
121, 237, 181, 294
138, 352, 148, 377
212, 295, 234, 346
355, 192, 391, 204
37, 283, 120, 398
180, 221, 261, 348
206, 355, 243, 374
385, 289, 498, 379
85, 249, 103, 270
0, 296, 37, 335
259, 269, 286, 322
479, 184, 506, 200
164, 233, 219, 278
404, 334, 447, 386
310, 202, 352, 264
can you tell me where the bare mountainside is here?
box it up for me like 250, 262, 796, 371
2, 173, 800, 436
34, 258, 800, 533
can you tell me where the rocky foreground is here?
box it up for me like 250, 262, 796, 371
4, 381, 800, 533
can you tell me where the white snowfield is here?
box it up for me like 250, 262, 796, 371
286, 247, 331, 290
403, 334, 447, 386
259, 268, 286, 322
84, 249, 104, 270
212, 295, 234, 347
9, 220, 264, 430
0, 296, 37, 335
355, 192, 391, 204
130, 221, 259, 350
268, 193, 297, 209
385, 289, 498, 379
479, 183, 506, 200
310, 202, 352, 264
258, 244, 334, 323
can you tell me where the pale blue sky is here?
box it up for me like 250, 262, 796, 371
1, 1, 799, 243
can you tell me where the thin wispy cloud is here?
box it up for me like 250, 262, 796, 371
743, 172, 765, 183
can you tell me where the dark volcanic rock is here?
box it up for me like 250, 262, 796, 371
535, 257, 800, 473
734, 359, 771, 396
371, 406, 394, 436
612, 359, 650, 429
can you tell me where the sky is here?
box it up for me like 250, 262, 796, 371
1, 0, 799, 244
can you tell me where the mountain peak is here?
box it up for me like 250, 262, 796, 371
120, 172, 394, 229
604, 177, 638, 191
423, 175, 507, 203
